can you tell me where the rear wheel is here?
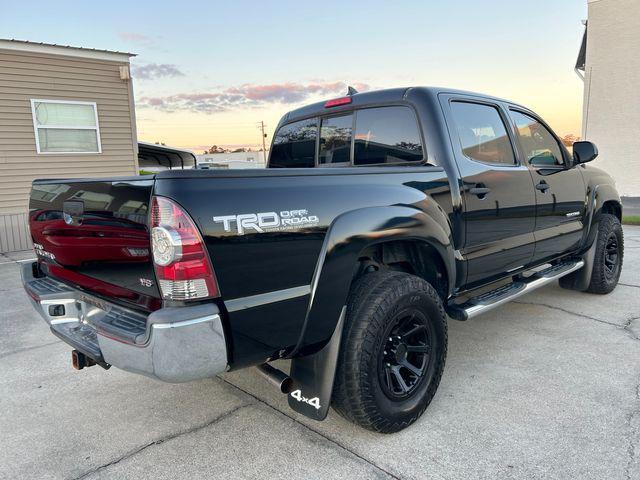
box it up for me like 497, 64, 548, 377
332, 271, 447, 433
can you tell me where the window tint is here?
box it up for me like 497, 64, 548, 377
510, 111, 564, 166
269, 118, 317, 168
450, 102, 515, 165
319, 114, 352, 164
353, 107, 423, 165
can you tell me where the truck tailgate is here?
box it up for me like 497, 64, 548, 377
28, 177, 160, 311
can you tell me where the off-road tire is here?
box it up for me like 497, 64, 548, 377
585, 213, 624, 294
332, 271, 447, 433
560, 213, 624, 293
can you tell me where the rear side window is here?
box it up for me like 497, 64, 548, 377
319, 114, 352, 165
450, 102, 515, 165
269, 118, 317, 168
354, 107, 423, 165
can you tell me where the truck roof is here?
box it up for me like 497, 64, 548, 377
282, 86, 526, 125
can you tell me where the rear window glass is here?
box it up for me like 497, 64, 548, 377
450, 101, 515, 165
319, 114, 352, 165
354, 107, 423, 165
269, 118, 317, 168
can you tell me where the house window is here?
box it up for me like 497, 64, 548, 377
30, 100, 102, 154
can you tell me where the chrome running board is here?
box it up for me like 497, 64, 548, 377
447, 260, 585, 321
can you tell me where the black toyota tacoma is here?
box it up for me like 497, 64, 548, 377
23, 87, 624, 433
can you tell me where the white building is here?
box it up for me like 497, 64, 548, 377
577, 0, 640, 197
197, 150, 267, 169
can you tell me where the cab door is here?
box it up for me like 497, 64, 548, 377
508, 109, 587, 263
441, 96, 537, 288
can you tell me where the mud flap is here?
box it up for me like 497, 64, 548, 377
287, 307, 345, 421
559, 239, 597, 291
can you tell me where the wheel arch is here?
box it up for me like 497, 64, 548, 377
290, 204, 455, 358
582, 183, 622, 251
601, 199, 622, 220
353, 239, 450, 301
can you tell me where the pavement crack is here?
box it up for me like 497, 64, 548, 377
620, 282, 640, 289
513, 300, 618, 325
624, 315, 640, 341
0, 340, 61, 360
70, 403, 250, 480
217, 376, 401, 480
513, 300, 640, 341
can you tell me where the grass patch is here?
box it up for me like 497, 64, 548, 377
139, 170, 155, 175
622, 215, 640, 226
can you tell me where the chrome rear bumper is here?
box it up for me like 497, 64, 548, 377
22, 263, 228, 382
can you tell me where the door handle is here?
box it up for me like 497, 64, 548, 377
469, 185, 491, 198
536, 181, 550, 192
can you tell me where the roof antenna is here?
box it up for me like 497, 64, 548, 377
347, 85, 358, 96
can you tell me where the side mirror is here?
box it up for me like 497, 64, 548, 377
572, 141, 598, 165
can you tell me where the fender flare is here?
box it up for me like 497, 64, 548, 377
564, 182, 621, 292
293, 204, 454, 356
581, 183, 621, 251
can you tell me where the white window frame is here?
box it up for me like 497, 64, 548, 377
30, 99, 102, 154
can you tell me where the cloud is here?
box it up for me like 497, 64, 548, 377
119, 32, 154, 46
132, 63, 185, 80
137, 81, 370, 114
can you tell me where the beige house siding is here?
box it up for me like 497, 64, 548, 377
0, 43, 138, 252
582, 0, 640, 197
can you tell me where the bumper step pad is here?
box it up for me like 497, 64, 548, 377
51, 322, 103, 362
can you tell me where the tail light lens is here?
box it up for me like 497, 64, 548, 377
150, 196, 219, 301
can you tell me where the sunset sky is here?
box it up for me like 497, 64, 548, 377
2, 0, 588, 153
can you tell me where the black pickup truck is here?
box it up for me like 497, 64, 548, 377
22, 87, 624, 433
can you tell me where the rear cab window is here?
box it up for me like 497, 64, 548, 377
269, 118, 317, 168
354, 107, 423, 165
319, 114, 352, 165
268, 105, 425, 168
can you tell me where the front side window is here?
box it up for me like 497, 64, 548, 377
319, 114, 352, 165
450, 101, 515, 165
510, 111, 564, 167
269, 118, 317, 168
31, 100, 101, 154
354, 106, 423, 165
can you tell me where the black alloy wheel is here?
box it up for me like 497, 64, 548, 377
603, 232, 620, 280
378, 309, 432, 400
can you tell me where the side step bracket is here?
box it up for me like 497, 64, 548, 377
447, 259, 584, 321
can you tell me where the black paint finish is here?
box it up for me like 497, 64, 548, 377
154, 167, 453, 366
28, 87, 622, 373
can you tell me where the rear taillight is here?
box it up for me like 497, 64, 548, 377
150, 196, 219, 301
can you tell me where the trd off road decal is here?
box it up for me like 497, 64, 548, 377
213, 209, 319, 235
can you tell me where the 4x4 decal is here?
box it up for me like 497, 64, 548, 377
289, 389, 321, 410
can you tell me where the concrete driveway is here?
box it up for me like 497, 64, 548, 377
1, 227, 639, 480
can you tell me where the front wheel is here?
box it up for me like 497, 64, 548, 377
332, 271, 447, 433
585, 213, 624, 294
